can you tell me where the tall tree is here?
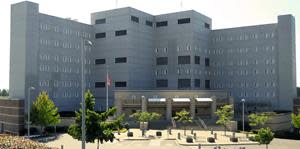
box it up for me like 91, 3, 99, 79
31, 91, 60, 134
1, 89, 9, 96
68, 90, 124, 149
255, 127, 274, 149
248, 113, 270, 127
130, 111, 161, 136
291, 109, 300, 134
215, 104, 234, 136
173, 109, 193, 136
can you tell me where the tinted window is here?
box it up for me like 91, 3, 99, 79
195, 79, 200, 88
195, 56, 200, 64
95, 32, 106, 39
115, 30, 127, 36
131, 16, 139, 23
95, 18, 106, 24
178, 18, 190, 24
115, 57, 127, 63
156, 57, 168, 65
146, 20, 153, 27
156, 79, 168, 88
178, 79, 191, 89
205, 23, 210, 29
95, 59, 105, 65
156, 21, 168, 27
205, 58, 210, 67
205, 80, 210, 89
178, 56, 191, 64
115, 81, 127, 87
95, 82, 105, 88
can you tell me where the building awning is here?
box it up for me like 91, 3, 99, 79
172, 98, 190, 102
196, 98, 213, 102
148, 98, 166, 102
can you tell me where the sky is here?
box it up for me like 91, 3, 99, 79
0, 0, 299, 89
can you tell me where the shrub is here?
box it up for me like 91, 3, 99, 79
207, 137, 215, 143
186, 136, 193, 143
156, 131, 162, 137
127, 132, 133, 137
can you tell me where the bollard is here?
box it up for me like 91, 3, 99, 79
214, 133, 217, 140
217, 145, 221, 149
210, 129, 213, 135
191, 128, 194, 134
198, 144, 201, 149
178, 132, 181, 139
61, 145, 63, 149
246, 132, 249, 138
168, 128, 172, 135
232, 132, 235, 138
193, 133, 197, 139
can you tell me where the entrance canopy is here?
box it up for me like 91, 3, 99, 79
172, 98, 190, 102
196, 98, 213, 102
148, 98, 166, 102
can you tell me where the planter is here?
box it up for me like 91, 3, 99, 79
230, 137, 238, 142
156, 131, 162, 137
207, 137, 215, 143
127, 132, 133, 137
186, 136, 193, 143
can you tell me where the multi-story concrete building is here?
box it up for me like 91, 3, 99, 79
9, 1, 296, 114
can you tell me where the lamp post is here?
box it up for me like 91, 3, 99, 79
27, 86, 35, 138
241, 98, 245, 132
81, 38, 92, 149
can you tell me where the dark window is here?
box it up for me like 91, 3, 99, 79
156, 79, 168, 88
131, 16, 139, 23
178, 79, 191, 89
95, 18, 106, 24
204, 23, 210, 29
115, 30, 127, 36
146, 20, 153, 27
205, 58, 210, 67
195, 79, 200, 88
156, 57, 168, 65
178, 18, 191, 24
115, 81, 127, 87
115, 57, 127, 63
178, 56, 191, 64
95, 82, 105, 88
205, 80, 210, 89
95, 32, 106, 39
195, 56, 200, 64
95, 59, 105, 65
156, 21, 168, 27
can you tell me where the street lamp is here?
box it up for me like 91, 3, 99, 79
81, 38, 92, 149
27, 86, 35, 138
241, 98, 245, 132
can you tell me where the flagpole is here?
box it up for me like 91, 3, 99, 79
106, 64, 109, 111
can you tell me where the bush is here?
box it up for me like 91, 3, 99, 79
207, 137, 215, 143
186, 136, 193, 143
156, 131, 162, 137
127, 132, 133, 137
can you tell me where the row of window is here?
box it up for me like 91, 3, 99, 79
39, 80, 80, 88
95, 57, 127, 65
39, 39, 92, 52
212, 32, 275, 43
95, 16, 210, 29
95, 30, 127, 39
156, 79, 210, 89
39, 65, 91, 74
40, 23, 91, 38
211, 81, 276, 89
235, 91, 276, 98
156, 56, 209, 66
95, 81, 127, 88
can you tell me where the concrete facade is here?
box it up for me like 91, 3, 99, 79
9, 1, 296, 112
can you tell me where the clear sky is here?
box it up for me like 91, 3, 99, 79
0, 0, 299, 89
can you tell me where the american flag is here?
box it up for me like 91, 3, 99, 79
106, 75, 111, 86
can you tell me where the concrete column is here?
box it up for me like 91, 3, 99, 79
166, 98, 172, 120
190, 98, 195, 119
115, 97, 123, 116
211, 97, 217, 119
141, 96, 147, 112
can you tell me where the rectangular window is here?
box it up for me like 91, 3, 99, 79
156, 79, 168, 88
115, 30, 127, 36
95, 18, 106, 24
178, 18, 191, 24
95, 59, 105, 65
178, 56, 191, 64
178, 79, 191, 89
205, 58, 210, 67
131, 16, 139, 23
115, 81, 127, 87
205, 80, 210, 89
195, 56, 200, 64
156, 57, 168, 65
204, 23, 210, 29
146, 20, 153, 27
95, 82, 105, 88
156, 21, 168, 27
95, 32, 106, 38
115, 57, 127, 63
195, 79, 200, 88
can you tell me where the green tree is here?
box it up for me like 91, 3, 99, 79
255, 127, 274, 149
291, 109, 300, 134
31, 91, 60, 134
215, 104, 234, 136
68, 90, 124, 149
173, 109, 193, 136
248, 113, 270, 127
130, 111, 161, 136
1, 89, 9, 96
